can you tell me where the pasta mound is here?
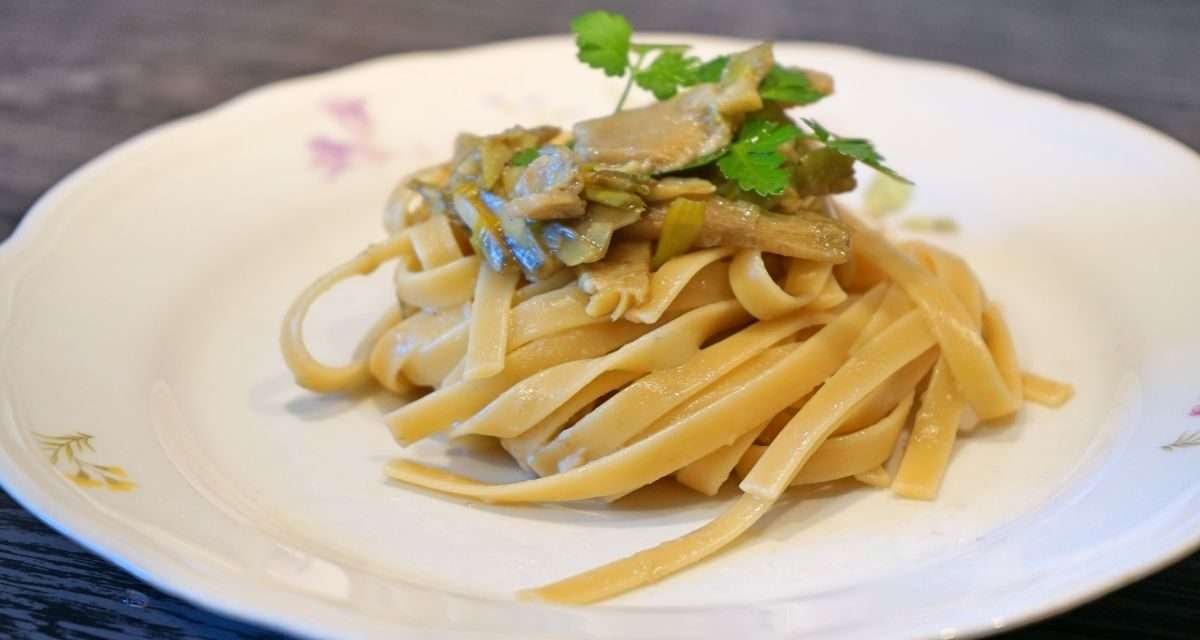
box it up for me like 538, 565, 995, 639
280, 32, 1071, 603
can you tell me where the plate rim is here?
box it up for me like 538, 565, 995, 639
2, 33, 1199, 640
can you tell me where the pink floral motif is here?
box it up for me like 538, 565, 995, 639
1189, 404, 1200, 417
326, 98, 372, 134
308, 98, 388, 177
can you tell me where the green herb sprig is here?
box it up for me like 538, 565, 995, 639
716, 119, 801, 196
571, 11, 698, 111
799, 119, 911, 184
569, 11, 911, 188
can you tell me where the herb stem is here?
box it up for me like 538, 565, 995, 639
614, 49, 648, 113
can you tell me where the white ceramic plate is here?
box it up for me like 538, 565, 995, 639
2, 35, 1199, 640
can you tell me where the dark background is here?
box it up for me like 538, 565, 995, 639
1, 1, 1198, 638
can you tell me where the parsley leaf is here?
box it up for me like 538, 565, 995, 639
695, 56, 729, 83
571, 11, 632, 77
634, 50, 702, 100
759, 66, 826, 105
510, 148, 539, 167
717, 119, 800, 196
694, 57, 830, 108
568, 11, 832, 113
799, 118, 911, 184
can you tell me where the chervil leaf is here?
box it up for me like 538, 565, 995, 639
759, 66, 826, 105
717, 119, 800, 196
800, 118, 912, 184
695, 56, 729, 83
634, 50, 702, 100
571, 10, 632, 77
510, 148, 539, 167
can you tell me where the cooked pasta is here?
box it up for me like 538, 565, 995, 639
280, 18, 1072, 605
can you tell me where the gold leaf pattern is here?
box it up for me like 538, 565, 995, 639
35, 432, 136, 492
1162, 430, 1200, 452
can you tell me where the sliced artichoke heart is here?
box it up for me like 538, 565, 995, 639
541, 204, 642, 266
570, 43, 777, 175
624, 196, 850, 263
478, 190, 563, 280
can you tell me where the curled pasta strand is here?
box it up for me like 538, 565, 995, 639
394, 255, 480, 310
280, 231, 413, 392
729, 250, 832, 319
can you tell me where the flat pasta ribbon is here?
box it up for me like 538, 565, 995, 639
280, 230, 414, 392
451, 300, 753, 439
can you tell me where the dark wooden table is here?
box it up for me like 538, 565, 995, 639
2, 1, 1198, 638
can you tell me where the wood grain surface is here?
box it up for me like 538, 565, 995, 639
1, 1, 1198, 638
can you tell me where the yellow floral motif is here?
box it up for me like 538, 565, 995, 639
1163, 430, 1200, 452
34, 432, 136, 492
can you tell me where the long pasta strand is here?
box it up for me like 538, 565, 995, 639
740, 310, 937, 499
451, 300, 752, 438
462, 266, 520, 380
383, 286, 887, 503
500, 371, 641, 472
737, 392, 915, 486
845, 215, 1019, 419
532, 308, 833, 473
521, 298, 915, 604
522, 494, 772, 604
386, 321, 654, 444
280, 231, 414, 392
892, 359, 964, 499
